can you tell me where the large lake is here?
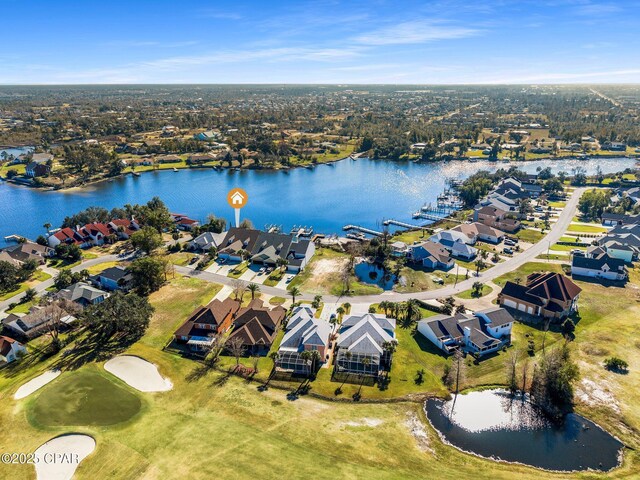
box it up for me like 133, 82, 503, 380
0, 156, 636, 241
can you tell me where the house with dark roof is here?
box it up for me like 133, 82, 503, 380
0, 336, 26, 364
24, 153, 53, 178
571, 252, 627, 282
407, 240, 454, 270
334, 313, 396, 376
417, 307, 514, 357
227, 299, 286, 355
498, 272, 581, 320
218, 228, 262, 262
601, 212, 640, 227
1, 241, 53, 265
57, 282, 110, 307
189, 231, 227, 252
1, 306, 76, 340
275, 306, 332, 375
473, 204, 521, 232
90, 266, 132, 291
174, 297, 239, 350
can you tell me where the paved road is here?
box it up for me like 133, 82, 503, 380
1, 188, 585, 314
0, 253, 134, 315
177, 187, 586, 305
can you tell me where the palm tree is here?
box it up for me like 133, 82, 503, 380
405, 299, 420, 323
336, 306, 345, 320
342, 302, 351, 314
312, 294, 322, 309
247, 282, 260, 300
277, 257, 289, 271
43, 222, 51, 234
289, 286, 301, 304
475, 258, 486, 276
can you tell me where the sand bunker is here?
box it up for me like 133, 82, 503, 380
104, 355, 172, 392
14, 370, 61, 400
34, 434, 95, 480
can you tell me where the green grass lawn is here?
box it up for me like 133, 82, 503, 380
515, 228, 545, 243
457, 284, 493, 299
394, 266, 464, 293
567, 224, 608, 233
2, 270, 640, 479
547, 201, 566, 208
28, 367, 143, 427
0, 270, 52, 301
263, 269, 285, 287
227, 261, 249, 279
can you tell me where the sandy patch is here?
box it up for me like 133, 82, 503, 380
577, 378, 620, 413
312, 258, 348, 277
104, 355, 172, 392
14, 370, 61, 400
342, 417, 384, 428
34, 434, 95, 480
405, 413, 434, 454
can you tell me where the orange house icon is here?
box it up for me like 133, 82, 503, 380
227, 188, 248, 208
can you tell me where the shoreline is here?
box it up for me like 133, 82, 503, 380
2, 152, 638, 192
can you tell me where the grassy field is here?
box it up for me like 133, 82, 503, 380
28, 368, 143, 427
567, 224, 608, 234
515, 228, 545, 243
0, 270, 52, 301
2, 267, 640, 479
457, 284, 493, 299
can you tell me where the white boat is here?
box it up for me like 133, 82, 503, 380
173, 167, 179, 172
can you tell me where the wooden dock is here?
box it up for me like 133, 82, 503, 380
382, 219, 429, 230
342, 225, 383, 237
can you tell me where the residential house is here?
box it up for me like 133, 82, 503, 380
429, 230, 477, 260
498, 272, 582, 320
57, 282, 110, 307
407, 241, 454, 270
417, 307, 514, 357
571, 253, 627, 282
452, 222, 505, 244
249, 230, 316, 272
218, 228, 262, 262
275, 306, 333, 374
601, 141, 627, 151
0, 336, 26, 364
156, 154, 181, 164
174, 297, 239, 351
90, 266, 132, 291
108, 219, 140, 239
24, 153, 53, 178
389, 241, 408, 257
189, 231, 227, 252
473, 205, 521, 232
170, 213, 200, 231
601, 212, 640, 226
1, 306, 76, 340
78, 222, 111, 246
1, 241, 53, 265
227, 299, 286, 355
47, 227, 89, 248
334, 313, 396, 376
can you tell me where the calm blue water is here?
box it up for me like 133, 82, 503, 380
0, 157, 636, 241
426, 389, 623, 471
355, 261, 396, 290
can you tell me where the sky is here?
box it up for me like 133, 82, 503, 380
1, 0, 640, 84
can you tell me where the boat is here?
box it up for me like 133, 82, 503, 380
468, 158, 478, 163
132, 171, 141, 177
173, 167, 179, 172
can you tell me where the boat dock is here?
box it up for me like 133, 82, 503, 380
290, 225, 314, 237
342, 225, 383, 237
4, 234, 25, 243
412, 212, 462, 223
382, 219, 429, 230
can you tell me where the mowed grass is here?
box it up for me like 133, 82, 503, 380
567, 224, 608, 233
28, 368, 142, 427
2, 269, 640, 479
457, 284, 493, 299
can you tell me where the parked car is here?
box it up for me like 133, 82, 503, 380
286, 275, 295, 283
259, 266, 266, 274
503, 247, 513, 255
189, 256, 200, 265
504, 239, 516, 246
572, 250, 585, 257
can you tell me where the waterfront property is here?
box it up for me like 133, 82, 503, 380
47, 219, 139, 248
429, 230, 477, 260
407, 240, 455, 270
218, 227, 315, 272
275, 306, 332, 375
174, 297, 238, 351
189, 231, 227, 252
0, 241, 53, 265
498, 272, 581, 320
334, 313, 396, 377
451, 222, 505, 244
227, 299, 286, 355
473, 205, 521, 233
417, 306, 514, 357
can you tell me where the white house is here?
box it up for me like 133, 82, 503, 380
0, 336, 26, 364
417, 307, 514, 357
571, 253, 627, 282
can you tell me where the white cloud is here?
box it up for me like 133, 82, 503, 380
354, 20, 480, 46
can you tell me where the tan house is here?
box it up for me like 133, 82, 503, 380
473, 205, 521, 233
498, 272, 581, 320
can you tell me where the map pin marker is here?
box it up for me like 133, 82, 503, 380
227, 188, 248, 228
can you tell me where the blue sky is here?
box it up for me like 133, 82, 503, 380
2, 0, 639, 84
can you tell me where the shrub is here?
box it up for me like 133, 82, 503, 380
604, 357, 629, 373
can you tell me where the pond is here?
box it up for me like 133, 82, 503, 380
425, 389, 623, 472
354, 261, 396, 290
1, 156, 637, 242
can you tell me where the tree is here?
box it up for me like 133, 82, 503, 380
83, 292, 154, 342
131, 226, 163, 254
23, 287, 37, 302
43, 298, 81, 352
472, 281, 484, 297
231, 279, 246, 302
226, 336, 246, 366
444, 350, 466, 394
54, 243, 82, 263
529, 344, 579, 418
289, 286, 301, 304
505, 349, 520, 394
128, 256, 166, 295
311, 294, 322, 309
247, 282, 260, 300
603, 357, 628, 373
474, 258, 486, 275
